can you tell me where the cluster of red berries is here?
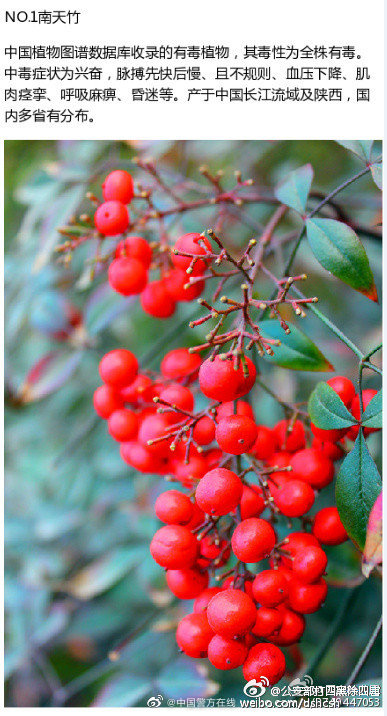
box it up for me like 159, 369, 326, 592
94, 170, 133, 235
94, 170, 211, 318
150, 481, 347, 685
136, 232, 208, 319
93, 344, 361, 685
94, 347, 207, 477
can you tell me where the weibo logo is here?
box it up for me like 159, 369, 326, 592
243, 676, 270, 697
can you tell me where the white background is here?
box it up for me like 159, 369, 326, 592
0, 0, 384, 140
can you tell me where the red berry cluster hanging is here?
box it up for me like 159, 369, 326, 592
53, 156, 382, 691
93, 169, 212, 318
80, 166, 321, 337
93, 340, 358, 685
76, 163, 382, 687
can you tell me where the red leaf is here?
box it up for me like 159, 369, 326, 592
19, 350, 82, 403
362, 491, 382, 577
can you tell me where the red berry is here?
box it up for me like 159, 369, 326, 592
268, 474, 289, 501
174, 454, 207, 488
192, 416, 215, 445
141, 280, 176, 318
292, 545, 327, 584
244, 633, 258, 651
194, 587, 222, 613
159, 384, 194, 414
172, 232, 212, 274
269, 608, 305, 646
94, 200, 129, 236
311, 438, 345, 462
208, 634, 248, 670
272, 478, 315, 518
161, 348, 201, 383
215, 415, 257, 455
120, 440, 166, 473
290, 448, 334, 490
250, 425, 276, 460
99, 349, 138, 389
176, 613, 213, 658
327, 376, 356, 407
310, 422, 347, 443
279, 532, 320, 569
252, 607, 283, 637
220, 575, 236, 590
108, 408, 138, 442
352, 390, 378, 421
164, 268, 204, 302
272, 566, 294, 585
231, 518, 276, 563
120, 374, 153, 404
154, 490, 193, 525
185, 502, 205, 531
199, 355, 241, 402
288, 577, 328, 614
207, 588, 257, 638
198, 535, 231, 568
266, 451, 292, 480
312, 507, 348, 545
199, 355, 256, 402
240, 484, 265, 520
166, 567, 208, 599
138, 413, 172, 456
102, 170, 134, 204
273, 419, 305, 452
204, 448, 222, 471
216, 400, 255, 422
93, 384, 124, 419
195, 467, 243, 516
243, 643, 286, 686
220, 576, 255, 600
252, 569, 289, 607
234, 356, 257, 399
108, 257, 148, 296
115, 236, 152, 268
150, 525, 198, 569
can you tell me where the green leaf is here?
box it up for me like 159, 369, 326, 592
336, 140, 373, 163
308, 382, 356, 429
61, 547, 144, 599
93, 674, 151, 707
117, 632, 177, 677
361, 389, 382, 428
274, 164, 313, 215
335, 432, 382, 549
84, 284, 135, 336
306, 218, 378, 301
157, 657, 218, 699
371, 162, 382, 190
259, 320, 333, 372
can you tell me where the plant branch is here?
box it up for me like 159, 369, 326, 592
308, 158, 381, 219
290, 285, 365, 360
345, 614, 382, 686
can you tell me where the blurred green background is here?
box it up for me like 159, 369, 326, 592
4, 140, 382, 706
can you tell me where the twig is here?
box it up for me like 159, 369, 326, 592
345, 614, 382, 686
